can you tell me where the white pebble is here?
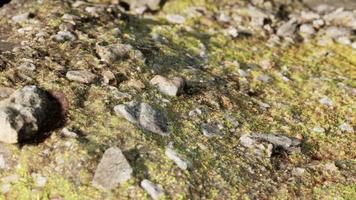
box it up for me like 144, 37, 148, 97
141, 179, 165, 200
165, 147, 190, 170
339, 123, 353, 133
319, 97, 333, 106
166, 15, 186, 24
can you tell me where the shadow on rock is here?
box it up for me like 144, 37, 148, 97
18, 90, 68, 146
123, 148, 150, 180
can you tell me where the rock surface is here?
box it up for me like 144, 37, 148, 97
0, 0, 354, 199
277, 19, 298, 38
150, 75, 185, 96
0, 87, 14, 100
114, 101, 170, 136
92, 147, 133, 190
122, 0, 162, 11
0, 86, 53, 143
201, 123, 223, 137
240, 133, 302, 153
166, 15, 186, 24
96, 43, 133, 64
165, 147, 190, 170
66, 70, 97, 84
53, 31, 76, 42
141, 179, 165, 200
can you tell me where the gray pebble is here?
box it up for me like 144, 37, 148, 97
66, 70, 96, 84
53, 31, 76, 42
166, 15, 186, 24
114, 101, 170, 136
141, 179, 165, 200
92, 147, 133, 190
150, 75, 185, 96
165, 147, 190, 170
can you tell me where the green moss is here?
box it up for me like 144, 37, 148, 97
313, 184, 356, 200
0, 0, 355, 199
163, 0, 207, 14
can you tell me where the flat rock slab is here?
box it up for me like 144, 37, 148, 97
114, 101, 170, 136
92, 147, 133, 190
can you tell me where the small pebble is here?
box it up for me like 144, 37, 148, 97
11, 12, 31, 23
17, 61, 36, 71
292, 167, 306, 176
32, 174, 47, 188
339, 123, 353, 133
319, 96, 333, 106
101, 70, 116, 85
312, 127, 325, 133
0, 155, 5, 169
66, 70, 96, 84
141, 179, 165, 200
53, 31, 76, 42
166, 15, 186, 24
150, 75, 185, 96
61, 128, 78, 138
165, 147, 190, 170
1, 184, 10, 193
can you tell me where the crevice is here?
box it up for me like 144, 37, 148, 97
0, 0, 11, 8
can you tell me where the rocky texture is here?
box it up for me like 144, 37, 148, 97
304, 0, 356, 10
277, 19, 298, 38
0, 86, 54, 143
141, 179, 165, 199
122, 0, 162, 11
61, 128, 78, 138
165, 146, 190, 170
66, 70, 97, 84
96, 43, 133, 64
201, 123, 223, 137
101, 70, 116, 85
17, 60, 36, 71
150, 75, 185, 96
240, 133, 302, 153
53, 31, 76, 42
32, 173, 47, 188
0, 0, 354, 199
114, 101, 170, 136
92, 147, 133, 190
166, 15, 186, 24
0, 87, 14, 100
339, 123, 353, 133
319, 96, 333, 106
0, 143, 16, 170
11, 12, 31, 23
